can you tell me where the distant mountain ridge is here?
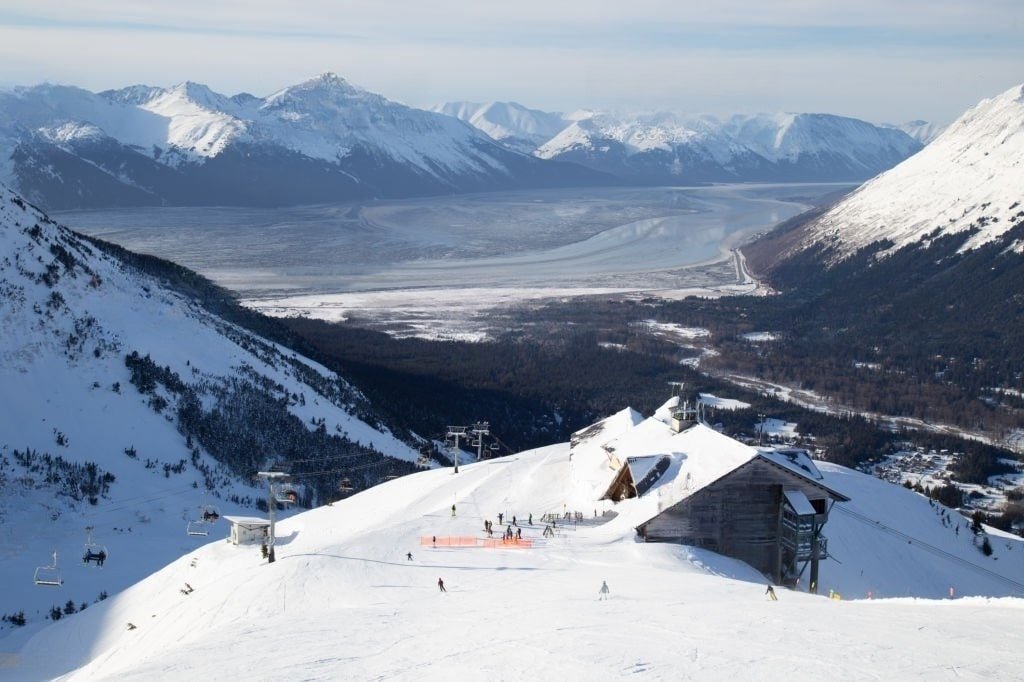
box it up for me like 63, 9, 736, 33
430, 101, 569, 154
882, 119, 945, 144
0, 72, 936, 211
438, 100, 925, 184
0, 74, 608, 210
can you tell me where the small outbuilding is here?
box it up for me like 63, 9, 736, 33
223, 516, 271, 546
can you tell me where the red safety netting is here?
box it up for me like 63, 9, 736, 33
420, 536, 480, 547
482, 538, 533, 549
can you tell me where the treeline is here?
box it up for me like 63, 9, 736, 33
284, 316, 930, 473
283, 319, 713, 452
742, 220, 1024, 429
124, 351, 413, 502
629, 220, 1024, 478
8, 448, 115, 504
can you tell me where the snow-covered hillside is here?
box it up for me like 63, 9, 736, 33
4, 399, 1022, 680
0, 184, 418, 640
794, 83, 1024, 261
0, 75, 604, 210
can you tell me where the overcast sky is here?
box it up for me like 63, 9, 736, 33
0, 1, 1021, 124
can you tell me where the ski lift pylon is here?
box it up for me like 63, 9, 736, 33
34, 551, 63, 587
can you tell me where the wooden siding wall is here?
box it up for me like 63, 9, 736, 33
639, 459, 832, 579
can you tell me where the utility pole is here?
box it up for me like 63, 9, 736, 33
471, 421, 490, 461
256, 470, 290, 563
758, 414, 766, 446
446, 426, 467, 473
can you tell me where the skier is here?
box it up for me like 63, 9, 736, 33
766, 584, 777, 601
516, 528, 522, 541
451, 504, 456, 517
498, 512, 503, 525
512, 516, 517, 526
432, 536, 437, 547
438, 577, 446, 592
407, 552, 413, 561
599, 580, 610, 600
528, 513, 533, 525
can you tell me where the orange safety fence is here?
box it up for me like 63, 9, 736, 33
482, 538, 533, 549
420, 535, 480, 547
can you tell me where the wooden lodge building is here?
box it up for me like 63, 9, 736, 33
586, 399, 850, 589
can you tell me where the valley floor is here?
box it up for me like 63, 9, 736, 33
58, 184, 848, 339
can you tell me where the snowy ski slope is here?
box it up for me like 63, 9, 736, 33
4, 401, 1022, 680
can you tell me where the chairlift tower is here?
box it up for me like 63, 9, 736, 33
446, 426, 467, 473
668, 381, 686, 399
470, 421, 490, 461
668, 382, 697, 432
255, 470, 291, 563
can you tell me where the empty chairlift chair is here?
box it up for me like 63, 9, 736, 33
34, 551, 63, 587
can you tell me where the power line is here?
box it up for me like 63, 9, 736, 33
73, 483, 201, 521
286, 459, 397, 479
274, 451, 388, 466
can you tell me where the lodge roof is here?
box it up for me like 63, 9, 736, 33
588, 398, 850, 516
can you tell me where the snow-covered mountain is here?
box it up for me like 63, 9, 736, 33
533, 111, 921, 184
534, 112, 774, 183
432, 102, 926, 185
0, 74, 607, 210
722, 112, 922, 179
882, 119, 945, 145
0, 183, 419, 638
4, 398, 1022, 679
791, 83, 1024, 261
432, 101, 570, 154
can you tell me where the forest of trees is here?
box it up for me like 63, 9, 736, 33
124, 351, 413, 503
6, 448, 115, 504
